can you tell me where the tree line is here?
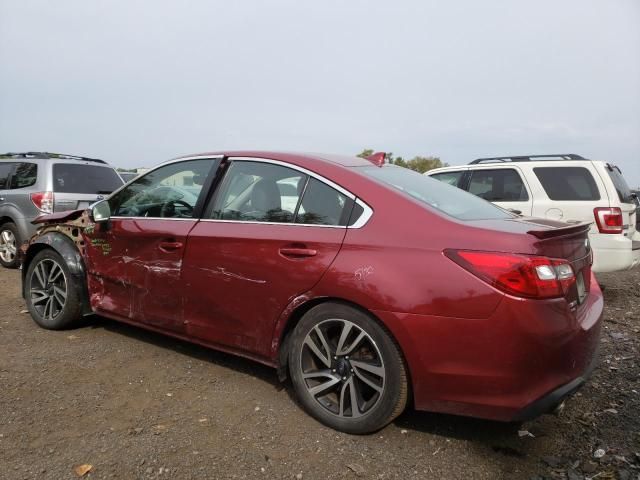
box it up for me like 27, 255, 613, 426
356, 149, 448, 173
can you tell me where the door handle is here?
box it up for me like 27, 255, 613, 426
0, 197, 5, 201
158, 241, 183, 252
279, 247, 317, 258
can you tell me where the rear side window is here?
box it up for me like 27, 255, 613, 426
468, 169, 529, 202
10, 163, 37, 189
534, 167, 600, 201
297, 177, 349, 226
430, 171, 465, 187
361, 165, 511, 221
0, 162, 15, 189
605, 165, 634, 204
52, 164, 123, 194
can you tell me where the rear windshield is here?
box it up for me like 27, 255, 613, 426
361, 165, 512, 220
533, 167, 600, 201
605, 165, 635, 204
52, 164, 123, 194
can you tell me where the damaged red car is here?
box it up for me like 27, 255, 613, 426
21, 151, 603, 433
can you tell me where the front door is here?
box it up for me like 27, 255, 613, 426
85, 157, 219, 332
181, 158, 353, 357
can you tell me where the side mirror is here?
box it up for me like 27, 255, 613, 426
91, 200, 111, 223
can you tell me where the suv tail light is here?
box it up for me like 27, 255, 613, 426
444, 250, 575, 299
30, 191, 54, 213
594, 207, 623, 234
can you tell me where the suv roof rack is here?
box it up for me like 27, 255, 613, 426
469, 154, 586, 165
0, 151, 106, 164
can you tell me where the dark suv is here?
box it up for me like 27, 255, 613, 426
0, 152, 123, 268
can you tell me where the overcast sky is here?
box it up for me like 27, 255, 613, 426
1, 1, 639, 185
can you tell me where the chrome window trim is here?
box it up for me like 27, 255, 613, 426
199, 219, 345, 229
225, 156, 373, 229
109, 217, 197, 222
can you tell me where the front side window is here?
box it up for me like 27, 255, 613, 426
52, 164, 123, 194
210, 161, 351, 226
109, 159, 213, 218
10, 163, 37, 189
361, 165, 511, 221
468, 169, 529, 202
0, 163, 15, 190
534, 167, 600, 201
430, 171, 465, 187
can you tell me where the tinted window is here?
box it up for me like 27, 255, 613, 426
361, 165, 511, 220
110, 159, 213, 218
0, 162, 15, 189
534, 167, 600, 201
297, 177, 349, 226
52, 164, 123, 194
431, 171, 464, 187
468, 169, 529, 202
606, 165, 634, 204
211, 161, 305, 223
10, 163, 37, 189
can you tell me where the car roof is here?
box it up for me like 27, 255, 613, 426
174, 151, 374, 168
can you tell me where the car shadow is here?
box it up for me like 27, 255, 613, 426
87, 315, 283, 390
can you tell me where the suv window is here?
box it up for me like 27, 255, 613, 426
362, 165, 511, 221
211, 161, 350, 226
0, 162, 15, 189
430, 171, 465, 187
605, 165, 635, 204
110, 159, 213, 218
468, 169, 529, 202
52, 164, 123, 194
10, 163, 37, 189
534, 167, 600, 201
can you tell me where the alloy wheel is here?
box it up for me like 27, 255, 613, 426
0, 229, 16, 264
299, 319, 386, 418
29, 259, 68, 321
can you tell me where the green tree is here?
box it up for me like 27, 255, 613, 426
356, 148, 447, 172
356, 148, 374, 159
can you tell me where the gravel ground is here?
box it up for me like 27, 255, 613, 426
0, 267, 638, 480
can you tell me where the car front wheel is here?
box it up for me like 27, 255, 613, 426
289, 302, 408, 434
25, 249, 83, 330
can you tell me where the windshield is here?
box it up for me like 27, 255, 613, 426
361, 165, 512, 220
52, 164, 123, 194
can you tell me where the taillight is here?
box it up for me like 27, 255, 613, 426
30, 191, 54, 213
444, 250, 575, 299
594, 207, 623, 234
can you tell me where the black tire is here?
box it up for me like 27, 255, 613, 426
289, 302, 408, 434
0, 222, 20, 269
25, 249, 83, 330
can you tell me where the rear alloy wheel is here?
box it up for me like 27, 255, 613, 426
25, 249, 83, 330
289, 303, 408, 434
0, 222, 20, 268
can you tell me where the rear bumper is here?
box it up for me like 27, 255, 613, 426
374, 272, 604, 422
591, 232, 640, 272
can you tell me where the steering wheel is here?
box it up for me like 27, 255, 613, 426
160, 200, 194, 218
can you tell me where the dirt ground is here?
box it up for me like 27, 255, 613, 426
1, 267, 638, 480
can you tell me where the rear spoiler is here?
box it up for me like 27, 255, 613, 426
527, 222, 592, 240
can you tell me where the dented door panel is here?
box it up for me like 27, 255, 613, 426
181, 222, 346, 356
86, 218, 196, 331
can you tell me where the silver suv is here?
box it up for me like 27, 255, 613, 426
0, 152, 124, 268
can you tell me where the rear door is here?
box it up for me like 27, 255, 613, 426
50, 162, 124, 212
181, 158, 352, 357
467, 167, 533, 215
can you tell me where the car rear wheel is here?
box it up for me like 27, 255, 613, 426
0, 222, 20, 269
289, 302, 408, 434
25, 249, 83, 330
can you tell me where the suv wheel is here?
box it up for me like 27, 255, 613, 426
25, 249, 83, 330
0, 222, 20, 268
289, 302, 408, 434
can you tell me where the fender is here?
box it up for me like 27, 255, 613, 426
21, 232, 92, 315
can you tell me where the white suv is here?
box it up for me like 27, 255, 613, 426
427, 154, 640, 273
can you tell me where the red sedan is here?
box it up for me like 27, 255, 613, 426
21, 151, 602, 433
